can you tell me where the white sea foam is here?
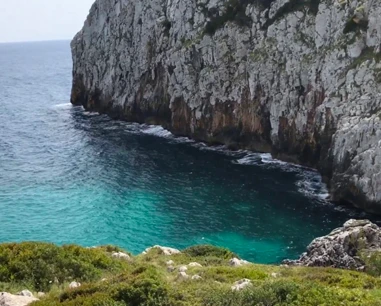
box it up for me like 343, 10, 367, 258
142, 125, 175, 138
234, 152, 330, 202
52, 103, 72, 109
235, 153, 262, 165
83, 111, 100, 117
295, 171, 330, 201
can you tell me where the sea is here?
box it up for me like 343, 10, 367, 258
0, 40, 376, 263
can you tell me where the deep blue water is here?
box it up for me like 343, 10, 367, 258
0, 41, 376, 263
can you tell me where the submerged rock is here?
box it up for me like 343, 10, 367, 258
284, 219, 381, 269
0, 292, 38, 306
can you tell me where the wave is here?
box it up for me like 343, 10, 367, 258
52, 103, 72, 109
141, 126, 173, 138
234, 152, 330, 202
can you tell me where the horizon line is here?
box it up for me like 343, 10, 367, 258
0, 38, 72, 45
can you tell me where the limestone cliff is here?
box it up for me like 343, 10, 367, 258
71, 0, 381, 213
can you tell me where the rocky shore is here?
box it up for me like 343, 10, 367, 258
71, 0, 381, 213
284, 219, 381, 270
1, 220, 381, 305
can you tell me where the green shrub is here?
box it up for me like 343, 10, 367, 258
0, 242, 128, 291
183, 245, 237, 259
361, 251, 381, 277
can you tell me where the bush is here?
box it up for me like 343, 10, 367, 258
361, 251, 381, 277
183, 245, 237, 259
0, 242, 127, 291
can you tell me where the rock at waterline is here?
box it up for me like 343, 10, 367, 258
283, 219, 381, 269
0, 292, 38, 306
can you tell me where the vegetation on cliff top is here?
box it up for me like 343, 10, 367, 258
1, 242, 381, 305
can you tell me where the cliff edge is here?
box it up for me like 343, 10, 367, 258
71, 0, 381, 213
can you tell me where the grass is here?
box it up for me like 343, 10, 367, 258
0, 243, 381, 305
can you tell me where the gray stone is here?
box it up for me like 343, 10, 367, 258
188, 262, 202, 268
142, 246, 181, 256
16, 291, 33, 298
191, 275, 202, 280
283, 219, 381, 269
69, 281, 81, 289
111, 252, 130, 260
0, 292, 38, 306
229, 258, 250, 267
178, 272, 189, 279
231, 279, 252, 291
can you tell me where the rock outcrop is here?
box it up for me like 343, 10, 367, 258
0, 292, 38, 306
142, 245, 181, 255
284, 219, 381, 269
71, 0, 381, 213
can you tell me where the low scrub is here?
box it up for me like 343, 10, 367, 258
0, 242, 379, 305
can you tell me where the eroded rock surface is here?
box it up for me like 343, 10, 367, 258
284, 219, 381, 269
71, 0, 381, 213
0, 293, 38, 306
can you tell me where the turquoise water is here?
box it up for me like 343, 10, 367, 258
0, 41, 376, 263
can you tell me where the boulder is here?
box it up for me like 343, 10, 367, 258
188, 262, 202, 268
231, 279, 252, 291
143, 246, 180, 256
229, 258, 250, 267
16, 291, 33, 298
0, 292, 38, 306
111, 252, 130, 260
166, 260, 174, 266
178, 266, 188, 272
283, 220, 381, 269
191, 275, 202, 280
167, 265, 175, 273
178, 272, 189, 279
69, 281, 81, 289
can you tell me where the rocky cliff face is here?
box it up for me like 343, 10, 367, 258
71, 0, 381, 213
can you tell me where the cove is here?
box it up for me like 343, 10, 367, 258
0, 41, 378, 264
